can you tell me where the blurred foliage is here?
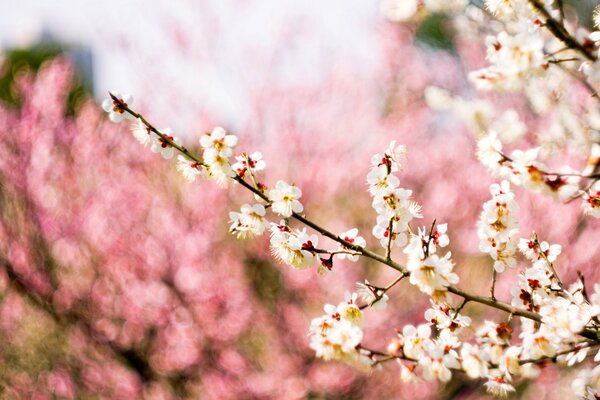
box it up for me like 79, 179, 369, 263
564, 0, 599, 28
244, 256, 283, 309
416, 13, 456, 52
0, 42, 92, 115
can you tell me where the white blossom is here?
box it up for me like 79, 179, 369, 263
270, 224, 317, 269
268, 180, 303, 218
176, 155, 204, 182
101, 91, 133, 123
229, 204, 269, 239
337, 228, 366, 262
199, 126, 238, 157
150, 128, 179, 159
231, 152, 266, 178
130, 118, 154, 146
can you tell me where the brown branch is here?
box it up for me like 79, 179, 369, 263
528, 0, 597, 62
111, 96, 593, 330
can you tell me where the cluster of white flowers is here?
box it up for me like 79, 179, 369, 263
404, 228, 457, 300
478, 181, 519, 273
130, 115, 182, 160
509, 236, 562, 313
386, 312, 523, 388
269, 222, 318, 269
477, 132, 581, 202
470, 31, 547, 91
228, 204, 269, 239
309, 293, 365, 364
199, 127, 238, 187
337, 228, 366, 263
368, 141, 422, 249
267, 180, 303, 218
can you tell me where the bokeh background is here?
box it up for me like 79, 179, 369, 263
2, 0, 600, 399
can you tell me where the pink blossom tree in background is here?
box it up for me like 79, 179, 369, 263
4, 1, 600, 399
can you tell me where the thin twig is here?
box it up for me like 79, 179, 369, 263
490, 269, 497, 301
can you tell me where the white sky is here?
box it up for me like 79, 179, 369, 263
1, 0, 384, 130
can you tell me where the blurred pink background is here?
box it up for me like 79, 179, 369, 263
1, 1, 600, 399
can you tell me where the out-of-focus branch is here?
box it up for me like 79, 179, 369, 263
528, 0, 596, 61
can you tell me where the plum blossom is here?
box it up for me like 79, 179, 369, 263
231, 152, 266, 178
101, 91, 133, 123
150, 128, 180, 159
407, 253, 459, 297
401, 324, 432, 359
176, 155, 204, 182
269, 224, 317, 269
366, 167, 400, 196
582, 182, 600, 218
308, 293, 364, 364
229, 204, 270, 239
484, 375, 516, 397
477, 132, 504, 173
337, 228, 366, 262
424, 301, 471, 333
372, 215, 408, 249
478, 181, 519, 272
199, 126, 238, 157
268, 180, 303, 217
460, 343, 489, 379
130, 118, 155, 147
470, 31, 547, 91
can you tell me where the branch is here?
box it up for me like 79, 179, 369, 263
110, 96, 571, 327
528, 0, 597, 62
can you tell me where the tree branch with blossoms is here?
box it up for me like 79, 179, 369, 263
101, 80, 600, 397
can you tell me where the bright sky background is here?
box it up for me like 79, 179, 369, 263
1, 0, 385, 130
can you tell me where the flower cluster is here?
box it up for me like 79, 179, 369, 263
404, 226, 457, 301
199, 127, 238, 186
477, 132, 580, 201
309, 293, 365, 364
368, 141, 422, 249
269, 222, 318, 269
478, 181, 519, 273
470, 31, 547, 91
228, 204, 269, 239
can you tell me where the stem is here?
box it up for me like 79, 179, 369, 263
447, 286, 541, 322
385, 217, 394, 260
453, 299, 469, 319
490, 269, 497, 300
242, 153, 262, 192
547, 58, 580, 64
534, 235, 564, 290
